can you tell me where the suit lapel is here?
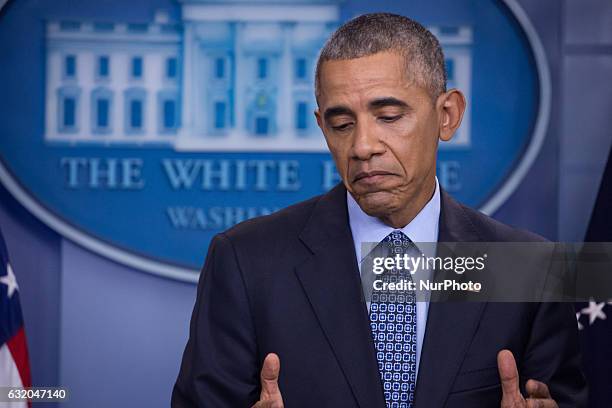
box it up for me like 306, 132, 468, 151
296, 184, 386, 408
414, 190, 487, 408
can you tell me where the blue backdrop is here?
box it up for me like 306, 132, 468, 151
1, 0, 611, 407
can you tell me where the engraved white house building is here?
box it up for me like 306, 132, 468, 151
44, 0, 472, 152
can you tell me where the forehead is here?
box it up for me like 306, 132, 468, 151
317, 51, 426, 106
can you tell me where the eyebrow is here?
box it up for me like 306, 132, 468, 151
323, 105, 354, 122
368, 97, 411, 110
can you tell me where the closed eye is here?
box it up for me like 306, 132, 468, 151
331, 122, 354, 131
379, 115, 403, 123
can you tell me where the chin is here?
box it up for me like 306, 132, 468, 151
355, 193, 399, 218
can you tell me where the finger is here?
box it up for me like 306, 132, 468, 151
497, 349, 523, 403
526, 398, 558, 408
260, 353, 282, 397
526, 379, 552, 399
251, 401, 283, 408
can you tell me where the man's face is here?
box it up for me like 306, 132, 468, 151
315, 51, 448, 224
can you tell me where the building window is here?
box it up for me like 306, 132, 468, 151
161, 24, 178, 34
57, 87, 80, 132
131, 57, 143, 79
163, 100, 176, 130
214, 102, 226, 129
166, 57, 177, 79
296, 102, 308, 130
93, 22, 114, 32
63, 97, 76, 128
445, 59, 455, 81
130, 100, 143, 129
295, 58, 307, 80
98, 56, 109, 78
257, 58, 267, 79
255, 116, 269, 135
127, 23, 148, 33
96, 99, 110, 129
64, 55, 76, 78
215, 58, 225, 79
60, 21, 80, 31
440, 26, 460, 35
158, 91, 179, 132
92, 88, 112, 133
124, 88, 146, 133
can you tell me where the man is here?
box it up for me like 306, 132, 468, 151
172, 13, 587, 407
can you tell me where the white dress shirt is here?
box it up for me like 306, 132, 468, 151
347, 177, 441, 378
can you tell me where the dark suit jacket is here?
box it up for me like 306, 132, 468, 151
172, 183, 587, 407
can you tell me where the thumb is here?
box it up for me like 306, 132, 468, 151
497, 349, 524, 406
260, 353, 281, 398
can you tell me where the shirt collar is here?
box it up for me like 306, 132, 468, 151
347, 177, 441, 261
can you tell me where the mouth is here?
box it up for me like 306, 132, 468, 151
352, 170, 395, 184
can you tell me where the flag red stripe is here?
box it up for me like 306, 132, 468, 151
6, 328, 31, 388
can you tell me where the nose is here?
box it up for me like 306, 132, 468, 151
351, 119, 386, 161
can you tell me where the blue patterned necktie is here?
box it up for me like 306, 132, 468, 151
369, 230, 417, 408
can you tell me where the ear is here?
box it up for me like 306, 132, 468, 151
437, 89, 466, 142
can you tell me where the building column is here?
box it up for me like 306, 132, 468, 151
180, 22, 195, 140
112, 55, 123, 141
79, 53, 91, 141
233, 22, 246, 137
145, 55, 158, 139
277, 22, 294, 138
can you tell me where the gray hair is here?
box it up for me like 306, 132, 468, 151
315, 13, 447, 101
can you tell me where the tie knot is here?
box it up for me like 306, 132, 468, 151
383, 230, 413, 254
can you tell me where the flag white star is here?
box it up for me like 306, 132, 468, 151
0, 263, 19, 298
580, 301, 607, 325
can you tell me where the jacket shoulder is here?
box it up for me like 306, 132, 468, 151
221, 193, 323, 244
456, 201, 548, 242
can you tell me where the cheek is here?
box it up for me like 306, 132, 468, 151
325, 140, 350, 174
388, 127, 438, 176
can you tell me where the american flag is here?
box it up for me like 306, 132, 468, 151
0, 227, 31, 408
577, 144, 612, 407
